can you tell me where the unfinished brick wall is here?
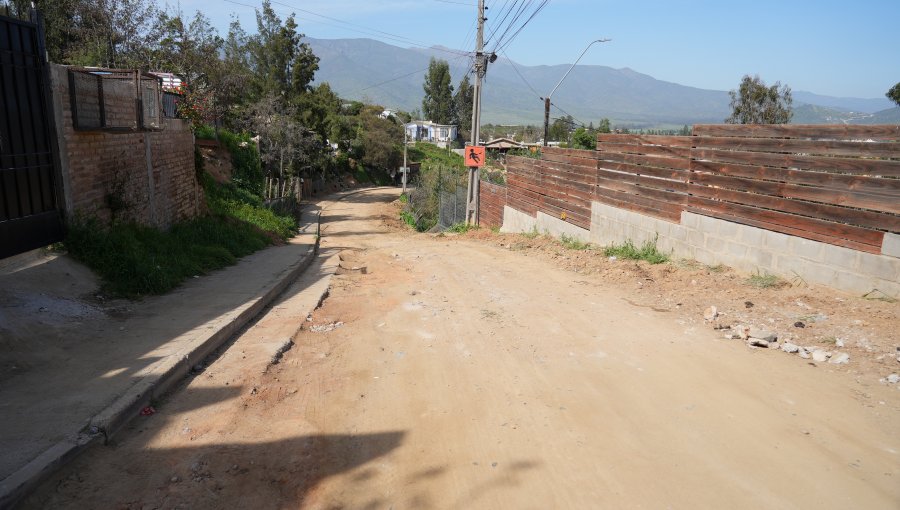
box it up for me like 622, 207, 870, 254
478, 180, 507, 228
50, 65, 202, 228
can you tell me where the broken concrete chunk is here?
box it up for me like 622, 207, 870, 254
748, 327, 777, 342
781, 342, 800, 354
829, 353, 850, 365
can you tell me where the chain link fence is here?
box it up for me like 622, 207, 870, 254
403, 166, 468, 232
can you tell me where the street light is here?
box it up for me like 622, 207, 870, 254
542, 38, 610, 147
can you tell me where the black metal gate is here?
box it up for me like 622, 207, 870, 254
0, 11, 63, 259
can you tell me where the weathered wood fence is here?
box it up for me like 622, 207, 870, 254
506, 125, 900, 253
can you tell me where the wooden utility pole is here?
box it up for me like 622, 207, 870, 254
465, 0, 486, 225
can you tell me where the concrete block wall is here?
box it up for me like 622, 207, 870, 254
50, 65, 202, 229
502, 201, 900, 298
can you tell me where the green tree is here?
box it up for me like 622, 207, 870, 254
597, 118, 611, 134
572, 127, 594, 150
726, 74, 793, 124
244, 1, 318, 99
454, 74, 473, 135
548, 115, 574, 143
422, 58, 454, 124
887, 82, 900, 107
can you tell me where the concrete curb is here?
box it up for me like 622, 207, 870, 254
0, 205, 335, 509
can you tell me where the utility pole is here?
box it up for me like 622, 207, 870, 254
542, 38, 610, 146
465, 0, 486, 225
402, 126, 408, 194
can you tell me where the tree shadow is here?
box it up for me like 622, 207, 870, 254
19, 431, 406, 509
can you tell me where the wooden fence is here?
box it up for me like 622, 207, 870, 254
505, 124, 900, 254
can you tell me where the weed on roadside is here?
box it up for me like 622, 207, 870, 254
603, 236, 669, 264
447, 222, 475, 234
521, 226, 541, 239
559, 234, 591, 250
746, 270, 784, 289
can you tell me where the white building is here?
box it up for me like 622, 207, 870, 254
405, 121, 458, 146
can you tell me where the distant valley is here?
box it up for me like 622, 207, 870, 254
306, 37, 898, 127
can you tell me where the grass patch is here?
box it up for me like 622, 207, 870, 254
400, 210, 418, 229
521, 226, 541, 239
64, 174, 298, 297
559, 234, 590, 250
398, 193, 409, 204
746, 270, 784, 289
603, 237, 669, 264
447, 222, 475, 234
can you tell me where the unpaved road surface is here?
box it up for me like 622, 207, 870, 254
23, 188, 900, 509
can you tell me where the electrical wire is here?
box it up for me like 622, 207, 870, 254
500, 49, 540, 100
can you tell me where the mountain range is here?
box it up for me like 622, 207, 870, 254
306, 37, 899, 127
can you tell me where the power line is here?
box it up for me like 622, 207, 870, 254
223, 0, 471, 59
551, 102, 585, 127
500, 49, 540, 100
493, 0, 548, 54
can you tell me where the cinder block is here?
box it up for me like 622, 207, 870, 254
821, 244, 860, 270
832, 270, 876, 296
688, 229, 705, 247
693, 248, 718, 266
752, 249, 774, 270
871, 277, 900, 299
882, 233, 900, 259
775, 254, 805, 276
726, 241, 749, 258
739, 225, 765, 246
790, 237, 824, 261
680, 211, 699, 229
668, 224, 688, 242
762, 231, 791, 253
716, 220, 740, 239
858, 252, 900, 282
705, 236, 726, 253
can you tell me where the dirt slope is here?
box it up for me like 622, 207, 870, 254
22, 188, 900, 509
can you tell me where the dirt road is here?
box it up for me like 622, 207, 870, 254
23, 188, 900, 509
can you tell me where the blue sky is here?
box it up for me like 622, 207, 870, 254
178, 0, 899, 99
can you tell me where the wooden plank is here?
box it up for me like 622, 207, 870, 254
543, 147, 601, 160
692, 135, 900, 159
687, 195, 884, 248
690, 157, 900, 195
690, 171, 900, 215
686, 207, 881, 254
690, 148, 900, 178
596, 142, 692, 159
688, 182, 900, 233
595, 187, 682, 222
597, 176, 688, 205
597, 134, 693, 147
596, 167, 689, 194
507, 180, 591, 217
692, 124, 900, 141
596, 151, 692, 171
597, 160, 690, 182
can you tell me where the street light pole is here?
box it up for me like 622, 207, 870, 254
542, 38, 610, 147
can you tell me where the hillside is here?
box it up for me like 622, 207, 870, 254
306, 37, 896, 127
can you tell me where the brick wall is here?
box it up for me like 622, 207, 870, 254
478, 180, 507, 228
50, 65, 202, 228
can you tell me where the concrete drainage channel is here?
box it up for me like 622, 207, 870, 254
0, 187, 375, 509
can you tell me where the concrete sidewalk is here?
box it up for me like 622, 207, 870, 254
0, 199, 339, 507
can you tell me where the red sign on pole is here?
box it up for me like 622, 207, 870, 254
464, 145, 485, 167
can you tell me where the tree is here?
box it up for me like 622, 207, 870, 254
726, 74, 793, 124
243, 1, 318, 99
422, 58, 454, 124
454, 74, 473, 135
548, 115, 574, 143
887, 82, 900, 107
597, 118, 611, 134
572, 127, 594, 150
